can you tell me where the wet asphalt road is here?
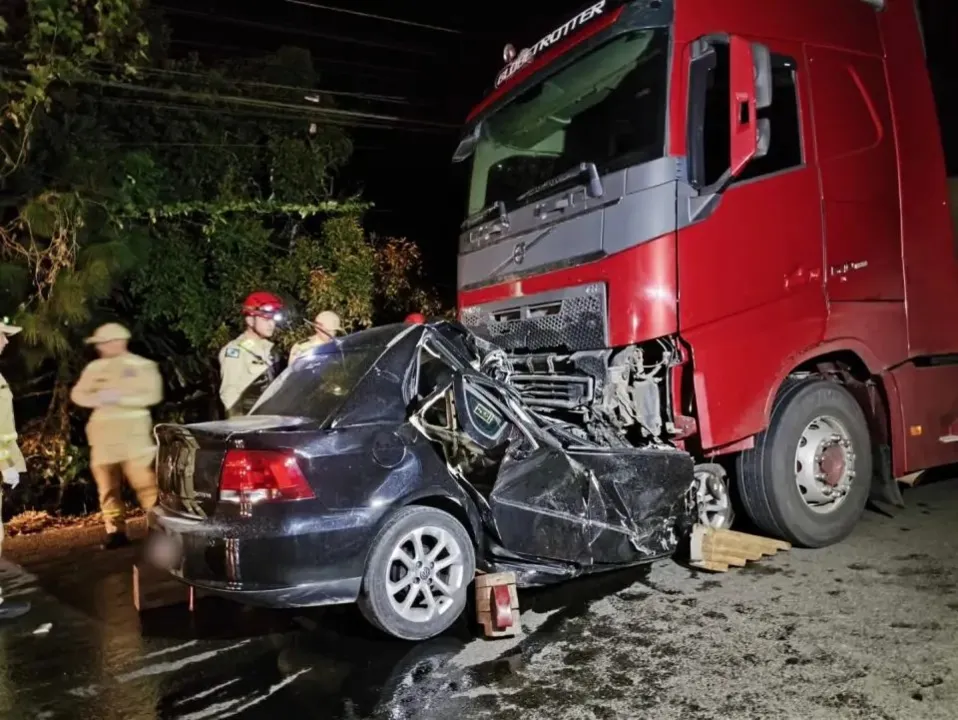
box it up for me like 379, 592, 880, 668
2, 477, 958, 720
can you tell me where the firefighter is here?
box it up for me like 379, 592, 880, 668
219, 291, 285, 418
69, 323, 163, 550
0, 318, 30, 619
288, 310, 342, 365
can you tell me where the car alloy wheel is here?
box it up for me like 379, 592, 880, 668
385, 525, 467, 624
692, 463, 735, 530
359, 506, 476, 641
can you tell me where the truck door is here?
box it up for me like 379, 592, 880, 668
677, 37, 827, 449
805, 47, 905, 305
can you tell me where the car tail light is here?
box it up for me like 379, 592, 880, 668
219, 449, 315, 505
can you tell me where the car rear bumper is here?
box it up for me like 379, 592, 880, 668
146, 505, 369, 609
175, 576, 362, 609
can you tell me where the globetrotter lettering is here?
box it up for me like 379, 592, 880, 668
495, 0, 607, 88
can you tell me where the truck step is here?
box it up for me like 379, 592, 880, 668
688, 525, 791, 573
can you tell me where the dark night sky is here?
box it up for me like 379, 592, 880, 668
157, 0, 958, 301
155, 0, 586, 299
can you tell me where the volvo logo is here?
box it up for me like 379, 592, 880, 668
513, 242, 526, 265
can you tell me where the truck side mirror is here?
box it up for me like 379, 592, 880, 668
753, 43, 773, 110
729, 37, 773, 176
756, 118, 771, 159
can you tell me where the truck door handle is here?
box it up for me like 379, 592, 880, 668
784, 267, 821, 290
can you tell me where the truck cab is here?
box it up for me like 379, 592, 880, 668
455, 0, 958, 548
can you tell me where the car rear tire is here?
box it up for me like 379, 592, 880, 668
735, 379, 872, 548
358, 506, 475, 641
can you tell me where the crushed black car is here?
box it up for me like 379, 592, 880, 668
148, 322, 702, 640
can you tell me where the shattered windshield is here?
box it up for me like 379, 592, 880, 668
252, 325, 407, 424
456, 27, 670, 219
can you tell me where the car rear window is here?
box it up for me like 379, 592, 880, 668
252, 343, 384, 424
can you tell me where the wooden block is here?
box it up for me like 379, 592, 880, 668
700, 536, 780, 561
709, 527, 791, 552
478, 609, 522, 638
898, 471, 923, 487
475, 572, 517, 589
133, 563, 195, 612
474, 571, 521, 639
476, 583, 519, 612
703, 552, 748, 568
690, 560, 730, 573
689, 524, 790, 573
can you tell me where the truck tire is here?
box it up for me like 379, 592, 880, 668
735, 379, 872, 548
358, 506, 475, 641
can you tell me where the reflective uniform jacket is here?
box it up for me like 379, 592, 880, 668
288, 336, 332, 365
70, 353, 163, 467
0, 372, 26, 474
219, 335, 276, 417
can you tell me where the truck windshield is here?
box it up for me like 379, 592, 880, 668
458, 27, 669, 219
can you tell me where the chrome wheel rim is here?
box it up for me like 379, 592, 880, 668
794, 414, 856, 514
386, 526, 465, 624
693, 466, 734, 529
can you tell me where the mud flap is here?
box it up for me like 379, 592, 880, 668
870, 444, 905, 510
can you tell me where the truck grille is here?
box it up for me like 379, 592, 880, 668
461, 284, 607, 352
509, 374, 594, 410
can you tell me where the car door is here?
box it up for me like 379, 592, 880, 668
452, 375, 675, 567
451, 375, 598, 565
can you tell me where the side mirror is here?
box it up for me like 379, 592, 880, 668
756, 118, 771, 159
753, 44, 773, 110
729, 37, 773, 176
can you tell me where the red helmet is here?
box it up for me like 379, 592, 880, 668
242, 291, 285, 320
404, 312, 426, 325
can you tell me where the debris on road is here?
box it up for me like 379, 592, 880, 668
6, 507, 145, 537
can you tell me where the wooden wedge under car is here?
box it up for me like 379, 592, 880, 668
689, 524, 791, 573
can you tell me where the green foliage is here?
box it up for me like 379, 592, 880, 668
0, 0, 445, 515
375, 236, 446, 320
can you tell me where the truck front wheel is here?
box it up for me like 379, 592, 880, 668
736, 379, 872, 548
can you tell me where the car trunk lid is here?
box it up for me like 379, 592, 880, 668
155, 416, 316, 518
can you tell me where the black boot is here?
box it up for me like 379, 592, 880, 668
102, 531, 131, 550
0, 599, 30, 621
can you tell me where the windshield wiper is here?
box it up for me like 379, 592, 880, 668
516, 162, 605, 205
462, 199, 509, 233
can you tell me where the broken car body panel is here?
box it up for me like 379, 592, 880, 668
151, 322, 694, 603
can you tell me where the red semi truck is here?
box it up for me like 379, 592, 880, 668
454, 0, 958, 548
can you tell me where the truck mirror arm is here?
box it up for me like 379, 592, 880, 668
688, 168, 733, 222
688, 115, 770, 222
